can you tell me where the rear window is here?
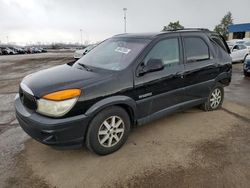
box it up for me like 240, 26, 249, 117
183, 37, 209, 62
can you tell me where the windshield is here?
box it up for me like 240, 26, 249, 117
73, 38, 150, 71
244, 41, 250, 46
236, 41, 245, 44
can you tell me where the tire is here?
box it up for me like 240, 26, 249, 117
243, 54, 248, 63
86, 106, 131, 155
244, 70, 250, 77
201, 85, 224, 111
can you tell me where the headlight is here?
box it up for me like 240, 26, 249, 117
37, 89, 81, 117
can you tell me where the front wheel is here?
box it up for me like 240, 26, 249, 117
201, 86, 224, 111
86, 106, 130, 155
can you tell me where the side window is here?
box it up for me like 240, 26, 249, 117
211, 35, 229, 53
184, 37, 210, 62
233, 45, 239, 50
144, 38, 179, 67
239, 45, 246, 50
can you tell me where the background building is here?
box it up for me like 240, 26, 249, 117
228, 23, 250, 40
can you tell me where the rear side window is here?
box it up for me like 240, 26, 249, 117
183, 37, 209, 63
211, 35, 229, 53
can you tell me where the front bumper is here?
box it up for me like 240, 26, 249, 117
73, 53, 82, 59
15, 95, 90, 148
243, 65, 250, 73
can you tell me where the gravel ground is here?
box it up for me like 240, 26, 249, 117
0, 53, 249, 188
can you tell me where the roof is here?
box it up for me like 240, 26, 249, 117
113, 28, 212, 39
228, 23, 250, 33
113, 32, 162, 39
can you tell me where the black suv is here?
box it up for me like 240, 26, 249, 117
15, 29, 232, 155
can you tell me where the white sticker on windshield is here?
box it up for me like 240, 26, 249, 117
115, 47, 131, 54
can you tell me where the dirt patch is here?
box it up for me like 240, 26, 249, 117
111, 121, 250, 188
4, 153, 51, 188
20, 109, 239, 188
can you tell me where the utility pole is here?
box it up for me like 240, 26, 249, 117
123, 8, 127, 33
80, 29, 83, 46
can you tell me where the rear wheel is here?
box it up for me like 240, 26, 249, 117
86, 106, 130, 155
201, 86, 224, 111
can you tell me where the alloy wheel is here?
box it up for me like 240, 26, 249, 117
210, 88, 222, 109
98, 116, 125, 148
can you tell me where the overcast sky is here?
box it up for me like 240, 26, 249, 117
0, 0, 249, 45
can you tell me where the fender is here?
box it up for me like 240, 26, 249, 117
85, 95, 137, 118
215, 70, 232, 86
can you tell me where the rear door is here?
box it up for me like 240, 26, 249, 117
231, 45, 241, 61
180, 32, 219, 101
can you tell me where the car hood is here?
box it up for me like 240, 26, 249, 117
75, 49, 85, 54
22, 64, 111, 98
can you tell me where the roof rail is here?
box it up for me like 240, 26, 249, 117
163, 28, 210, 32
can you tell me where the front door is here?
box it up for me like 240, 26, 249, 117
134, 36, 186, 116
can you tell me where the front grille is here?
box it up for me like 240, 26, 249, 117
19, 87, 37, 110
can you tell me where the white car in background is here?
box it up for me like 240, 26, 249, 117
230, 44, 249, 63
243, 40, 250, 52
227, 39, 245, 50
74, 44, 97, 59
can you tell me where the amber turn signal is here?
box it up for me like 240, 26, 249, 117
43, 89, 81, 101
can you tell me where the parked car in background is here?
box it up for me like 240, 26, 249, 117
227, 39, 250, 52
15, 47, 26, 54
15, 29, 232, 155
31, 47, 39, 53
0, 46, 47, 55
74, 44, 97, 59
40, 48, 47, 53
8, 47, 18, 54
243, 55, 250, 77
230, 44, 249, 63
0, 47, 7, 55
243, 41, 250, 53
227, 39, 245, 50
0, 47, 15, 55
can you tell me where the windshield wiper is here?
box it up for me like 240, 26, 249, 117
78, 63, 92, 71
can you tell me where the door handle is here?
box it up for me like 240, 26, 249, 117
176, 71, 185, 79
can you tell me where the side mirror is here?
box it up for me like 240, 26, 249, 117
138, 59, 164, 76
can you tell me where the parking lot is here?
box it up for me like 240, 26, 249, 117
0, 52, 250, 188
